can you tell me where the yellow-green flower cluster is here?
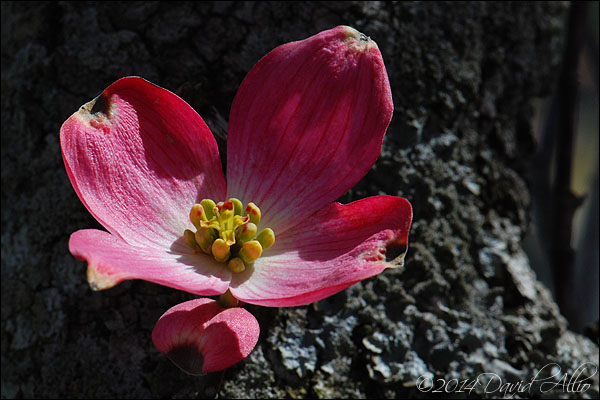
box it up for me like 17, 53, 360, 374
184, 198, 274, 273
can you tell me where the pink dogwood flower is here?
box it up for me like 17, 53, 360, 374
60, 26, 412, 374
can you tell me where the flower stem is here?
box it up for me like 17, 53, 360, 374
219, 289, 239, 308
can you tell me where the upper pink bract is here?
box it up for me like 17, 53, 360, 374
61, 26, 412, 308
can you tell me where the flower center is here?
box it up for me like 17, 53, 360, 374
183, 198, 275, 273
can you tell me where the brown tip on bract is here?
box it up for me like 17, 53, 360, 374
79, 92, 110, 116
338, 25, 377, 52
90, 93, 109, 115
74, 92, 113, 133
86, 265, 119, 291
385, 242, 408, 267
167, 345, 205, 376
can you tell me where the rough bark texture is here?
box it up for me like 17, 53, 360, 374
1, 1, 598, 398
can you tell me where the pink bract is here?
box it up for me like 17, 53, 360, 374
152, 298, 260, 374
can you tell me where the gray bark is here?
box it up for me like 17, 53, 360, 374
2, 1, 598, 398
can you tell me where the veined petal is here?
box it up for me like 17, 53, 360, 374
60, 76, 226, 248
152, 299, 260, 374
229, 196, 412, 307
226, 26, 393, 234
70, 229, 231, 295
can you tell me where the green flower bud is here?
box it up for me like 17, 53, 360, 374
239, 240, 263, 264
237, 222, 257, 243
228, 257, 246, 273
200, 199, 217, 220
256, 228, 275, 250
244, 202, 261, 225
189, 204, 206, 228
229, 198, 243, 216
195, 227, 216, 254
184, 229, 198, 250
212, 238, 231, 263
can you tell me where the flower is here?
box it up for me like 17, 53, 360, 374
60, 26, 412, 374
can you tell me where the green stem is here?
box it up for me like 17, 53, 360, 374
219, 289, 239, 308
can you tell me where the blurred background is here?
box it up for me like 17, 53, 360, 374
525, 1, 599, 334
